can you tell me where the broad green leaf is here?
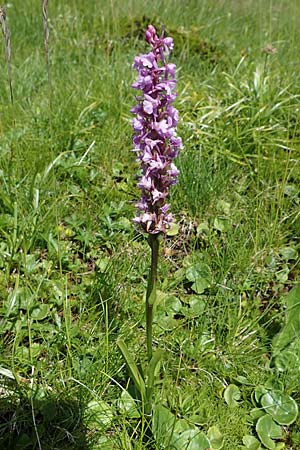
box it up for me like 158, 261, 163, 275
167, 222, 179, 236
250, 408, 265, 420
171, 429, 210, 450
274, 350, 300, 372
84, 400, 114, 429
279, 246, 297, 261
208, 425, 224, 449
224, 384, 241, 407
192, 278, 211, 294
275, 267, 289, 283
155, 293, 183, 330
242, 435, 262, 450
97, 257, 110, 273
186, 263, 211, 294
30, 343, 43, 359
23, 254, 40, 274
19, 289, 35, 311
196, 222, 210, 236
254, 385, 268, 404
185, 263, 211, 282
261, 390, 298, 425
173, 418, 194, 434
91, 436, 116, 450
213, 217, 231, 232
112, 162, 124, 177
155, 292, 181, 313
264, 378, 285, 393
234, 375, 251, 385
272, 286, 300, 353
216, 200, 231, 215
256, 414, 282, 449
31, 304, 50, 320
184, 296, 206, 318
189, 409, 209, 425
153, 406, 210, 450
153, 404, 176, 447
155, 314, 179, 331
118, 391, 140, 418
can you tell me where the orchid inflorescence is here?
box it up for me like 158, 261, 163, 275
131, 25, 182, 234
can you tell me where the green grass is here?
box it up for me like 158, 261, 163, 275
1, 0, 300, 449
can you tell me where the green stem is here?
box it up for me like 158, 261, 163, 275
146, 234, 159, 364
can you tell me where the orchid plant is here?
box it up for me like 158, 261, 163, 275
117, 24, 181, 426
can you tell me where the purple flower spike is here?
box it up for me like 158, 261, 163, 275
132, 25, 182, 234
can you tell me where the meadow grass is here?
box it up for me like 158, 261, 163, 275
0, 0, 300, 449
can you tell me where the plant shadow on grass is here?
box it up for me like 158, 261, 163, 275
0, 383, 88, 450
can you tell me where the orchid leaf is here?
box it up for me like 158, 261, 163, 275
116, 339, 145, 399
147, 349, 162, 388
145, 350, 163, 415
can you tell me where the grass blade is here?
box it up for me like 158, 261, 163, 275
42, 0, 52, 96
0, 5, 13, 103
117, 339, 145, 400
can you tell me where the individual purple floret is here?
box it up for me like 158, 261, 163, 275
131, 25, 182, 234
